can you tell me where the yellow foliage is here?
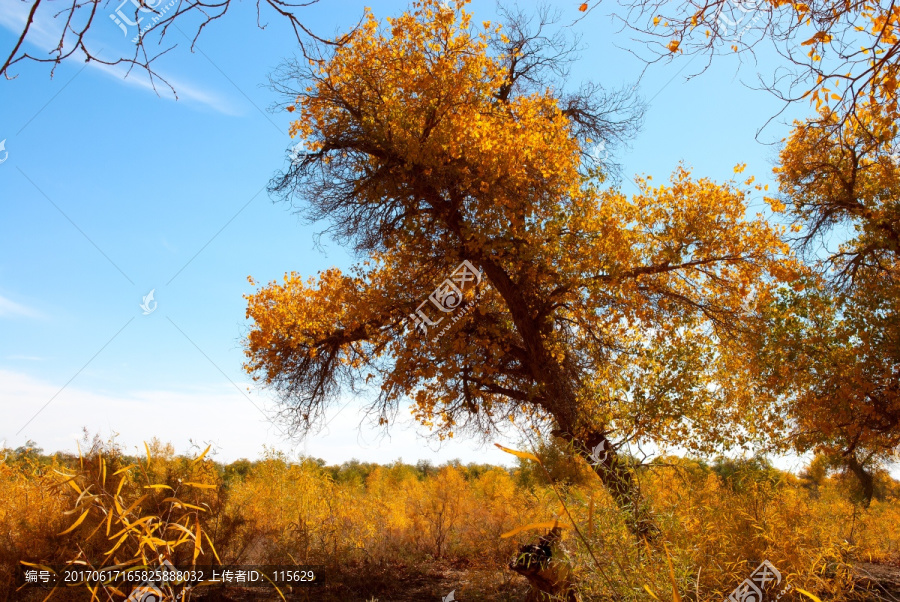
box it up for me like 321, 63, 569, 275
244, 0, 799, 461
1, 439, 898, 600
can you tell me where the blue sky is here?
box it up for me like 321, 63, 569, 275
0, 0, 821, 468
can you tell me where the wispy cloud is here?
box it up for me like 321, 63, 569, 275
0, 294, 42, 318
89, 61, 243, 116
0, 369, 287, 460
0, 0, 239, 115
0, 370, 519, 465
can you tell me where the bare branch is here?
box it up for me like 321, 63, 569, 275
1, 0, 357, 95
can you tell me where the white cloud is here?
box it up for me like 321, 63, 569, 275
0, 294, 42, 318
0, 369, 285, 460
0, 369, 517, 465
88, 61, 242, 116
1, 371, 896, 478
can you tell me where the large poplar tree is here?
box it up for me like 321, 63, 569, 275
243, 0, 796, 535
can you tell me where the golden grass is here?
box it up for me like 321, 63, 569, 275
0, 438, 897, 601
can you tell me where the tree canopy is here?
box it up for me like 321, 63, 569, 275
578, 0, 900, 126
243, 0, 800, 533
751, 104, 900, 501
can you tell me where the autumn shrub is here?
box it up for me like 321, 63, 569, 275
552, 455, 900, 601
1, 438, 898, 601
0, 436, 249, 601
0, 447, 70, 602
227, 455, 539, 571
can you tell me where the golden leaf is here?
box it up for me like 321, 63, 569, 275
493, 443, 540, 462
796, 589, 823, 602
58, 510, 90, 535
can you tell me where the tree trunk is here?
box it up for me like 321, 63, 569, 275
846, 454, 875, 507
472, 255, 660, 539
553, 428, 660, 540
